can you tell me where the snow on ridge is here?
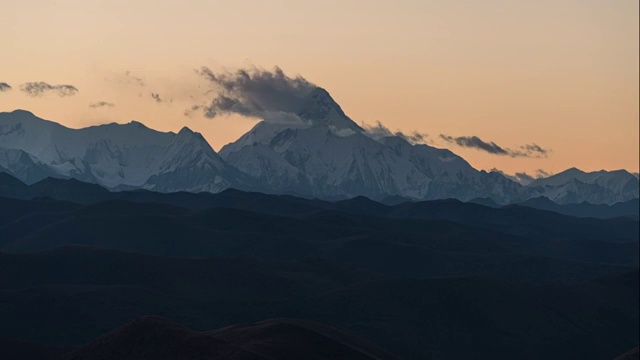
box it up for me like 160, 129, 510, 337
0, 110, 239, 190
1, 109, 637, 204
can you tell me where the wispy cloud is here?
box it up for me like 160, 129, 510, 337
89, 101, 115, 108
20, 82, 78, 97
514, 172, 535, 183
520, 143, 548, 157
492, 168, 553, 185
441, 135, 508, 155
184, 104, 202, 117
535, 169, 551, 178
364, 121, 428, 144
440, 134, 549, 158
0, 82, 11, 92
124, 71, 145, 87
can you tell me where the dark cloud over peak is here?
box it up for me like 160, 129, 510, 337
20, 82, 79, 97
195, 66, 317, 125
440, 134, 550, 158
0, 82, 11, 92
89, 101, 115, 108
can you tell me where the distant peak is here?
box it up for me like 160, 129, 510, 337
0, 109, 38, 119
177, 126, 195, 135
128, 120, 148, 128
552, 167, 586, 178
175, 126, 208, 144
10, 109, 36, 116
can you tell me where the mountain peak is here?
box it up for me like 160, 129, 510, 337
128, 120, 148, 129
177, 126, 195, 135
296, 87, 363, 131
297, 87, 342, 119
564, 167, 585, 174
0, 109, 39, 122
9, 109, 36, 116
173, 126, 210, 146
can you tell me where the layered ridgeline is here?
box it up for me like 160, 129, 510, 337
1, 88, 638, 203
0, 110, 253, 193
526, 168, 640, 205
218, 88, 522, 201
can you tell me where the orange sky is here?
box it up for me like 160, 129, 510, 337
1, 0, 638, 175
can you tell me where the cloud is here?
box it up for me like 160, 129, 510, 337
329, 125, 358, 137
396, 131, 428, 144
520, 143, 548, 157
89, 101, 115, 108
184, 104, 202, 117
0, 82, 11, 92
490, 168, 522, 184
535, 169, 551, 178
490, 169, 537, 185
364, 121, 395, 139
491, 168, 553, 185
150, 92, 173, 104
262, 111, 311, 126
363, 121, 428, 144
440, 134, 549, 158
20, 82, 78, 97
441, 134, 508, 155
195, 66, 317, 125
514, 172, 535, 184
124, 71, 145, 87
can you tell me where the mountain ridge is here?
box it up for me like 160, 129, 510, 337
1, 106, 637, 204
1, 171, 637, 220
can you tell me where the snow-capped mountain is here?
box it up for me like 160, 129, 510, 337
525, 168, 639, 205
0, 110, 248, 192
219, 88, 522, 202
0, 106, 637, 205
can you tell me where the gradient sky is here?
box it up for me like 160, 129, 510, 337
1, 0, 638, 175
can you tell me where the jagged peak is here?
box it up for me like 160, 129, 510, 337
127, 120, 148, 129
171, 126, 210, 147
177, 126, 195, 135
561, 167, 586, 175
296, 87, 363, 131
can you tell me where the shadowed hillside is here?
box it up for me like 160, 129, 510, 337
0, 247, 636, 360
57, 316, 400, 360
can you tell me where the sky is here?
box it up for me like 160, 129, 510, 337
1, 0, 638, 176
